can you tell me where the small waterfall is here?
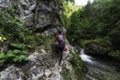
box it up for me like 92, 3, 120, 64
80, 49, 99, 65
80, 49, 120, 80
80, 49, 92, 62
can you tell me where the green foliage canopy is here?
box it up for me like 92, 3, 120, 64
67, 0, 120, 58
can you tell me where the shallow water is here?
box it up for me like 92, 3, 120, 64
80, 49, 120, 80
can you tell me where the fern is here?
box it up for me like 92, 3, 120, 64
13, 55, 28, 62
0, 52, 6, 59
10, 43, 26, 50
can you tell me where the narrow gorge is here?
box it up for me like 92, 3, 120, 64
0, 0, 82, 80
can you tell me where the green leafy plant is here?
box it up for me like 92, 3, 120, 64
61, 67, 71, 80
0, 52, 6, 59
109, 50, 120, 59
0, 50, 28, 67
0, 8, 24, 38
6, 50, 28, 63
13, 55, 28, 62
0, 52, 6, 66
35, 34, 52, 45
70, 53, 82, 80
10, 43, 26, 50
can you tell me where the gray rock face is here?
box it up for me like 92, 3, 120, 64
0, 52, 56, 80
0, 37, 77, 80
0, 0, 36, 27
0, 43, 77, 80
35, 0, 62, 32
0, 0, 13, 7
0, 0, 62, 30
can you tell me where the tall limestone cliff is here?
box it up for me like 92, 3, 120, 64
0, 0, 82, 80
0, 0, 63, 32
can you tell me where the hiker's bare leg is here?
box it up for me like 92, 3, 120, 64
59, 47, 64, 65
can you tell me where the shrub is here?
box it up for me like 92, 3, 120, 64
70, 53, 82, 80
0, 49, 28, 66
0, 7, 35, 67
10, 43, 26, 50
109, 50, 120, 59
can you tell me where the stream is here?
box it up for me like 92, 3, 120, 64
80, 49, 120, 80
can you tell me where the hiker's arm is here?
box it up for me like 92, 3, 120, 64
55, 34, 58, 41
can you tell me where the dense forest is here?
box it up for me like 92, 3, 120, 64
66, 0, 120, 60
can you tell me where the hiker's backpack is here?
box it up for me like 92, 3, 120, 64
58, 34, 64, 42
58, 34, 65, 47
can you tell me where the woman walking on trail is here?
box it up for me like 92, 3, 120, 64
55, 30, 65, 65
